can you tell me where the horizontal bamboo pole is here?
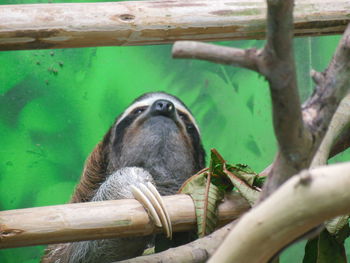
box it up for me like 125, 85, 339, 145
0, 193, 249, 249
0, 0, 349, 51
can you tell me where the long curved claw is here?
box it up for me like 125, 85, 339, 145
146, 182, 172, 239
131, 185, 162, 227
131, 183, 172, 239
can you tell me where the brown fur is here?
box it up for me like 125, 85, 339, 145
41, 129, 112, 262
70, 129, 111, 203
41, 93, 206, 262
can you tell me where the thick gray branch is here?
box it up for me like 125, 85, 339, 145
259, 0, 313, 197
209, 162, 350, 263
264, 0, 304, 150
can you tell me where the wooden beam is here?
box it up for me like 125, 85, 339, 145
0, 0, 349, 51
0, 193, 249, 249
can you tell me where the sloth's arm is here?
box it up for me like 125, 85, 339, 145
44, 168, 154, 263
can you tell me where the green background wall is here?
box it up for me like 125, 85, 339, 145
0, 1, 349, 262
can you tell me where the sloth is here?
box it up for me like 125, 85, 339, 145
41, 92, 206, 263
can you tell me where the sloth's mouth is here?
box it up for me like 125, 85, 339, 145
142, 115, 180, 132
147, 115, 177, 124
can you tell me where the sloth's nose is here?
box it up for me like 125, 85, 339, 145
151, 99, 175, 117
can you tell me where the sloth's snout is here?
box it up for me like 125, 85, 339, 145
150, 99, 175, 118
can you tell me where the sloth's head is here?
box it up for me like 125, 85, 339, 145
106, 92, 206, 194
73, 92, 206, 202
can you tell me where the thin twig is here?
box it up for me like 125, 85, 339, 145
172, 41, 261, 73
311, 94, 350, 166
330, 128, 350, 158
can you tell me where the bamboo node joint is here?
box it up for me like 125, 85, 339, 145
0, 227, 24, 240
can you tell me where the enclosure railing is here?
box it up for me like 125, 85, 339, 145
0, 193, 249, 248
0, 0, 349, 51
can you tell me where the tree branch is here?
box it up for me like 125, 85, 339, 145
172, 5, 350, 199
118, 222, 237, 263
0, 193, 249, 249
167, 3, 350, 261
259, 0, 313, 196
172, 41, 261, 73
171, 1, 311, 197
209, 162, 350, 263
303, 24, 350, 140
311, 93, 350, 167
263, 0, 304, 151
330, 126, 350, 158
223, 22, 350, 261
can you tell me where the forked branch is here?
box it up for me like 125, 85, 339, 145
168, 0, 350, 262
173, 1, 350, 197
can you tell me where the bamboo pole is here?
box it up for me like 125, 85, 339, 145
0, 193, 249, 249
0, 0, 349, 51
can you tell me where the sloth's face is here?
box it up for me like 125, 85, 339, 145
128, 99, 197, 139
112, 93, 201, 154
105, 93, 205, 177
116, 93, 199, 134
104, 92, 206, 185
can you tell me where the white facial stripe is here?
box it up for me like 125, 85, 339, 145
116, 94, 200, 134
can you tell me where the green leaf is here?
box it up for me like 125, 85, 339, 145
334, 223, 350, 245
211, 149, 261, 206
303, 237, 318, 263
209, 149, 233, 192
179, 148, 262, 236
224, 168, 261, 206
209, 149, 264, 191
254, 175, 267, 188
226, 163, 259, 187
303, 229, 347, 263
179, 170, 224, 237
209, 148, 227, 177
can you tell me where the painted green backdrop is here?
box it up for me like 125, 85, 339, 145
0, 1, 349, 262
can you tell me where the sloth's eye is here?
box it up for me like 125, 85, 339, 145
178, 112, 188, 120
132, 107, 146, 115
